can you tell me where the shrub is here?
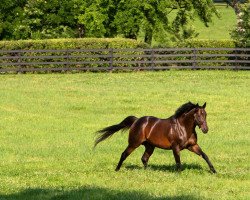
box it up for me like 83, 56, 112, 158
0, 38, 148, 72
171, 39, 236, 68
0, 38, 148, 50
176, 39, 235, 48
231, 2, 250, 47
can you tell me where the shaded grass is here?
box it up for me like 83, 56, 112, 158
0, 187, 201, 200
0, 71, 249, 200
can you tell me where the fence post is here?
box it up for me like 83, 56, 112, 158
17, 51, 22, 74
151, 49, 155, 70
66, 49, 70, 71
234, 48, 238, 70
109, 48, 113, 71
62, 49, 70, 71
192, 48, 197, 69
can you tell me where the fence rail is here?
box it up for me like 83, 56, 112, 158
0, 48, 249, 73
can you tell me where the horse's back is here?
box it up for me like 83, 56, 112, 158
128, 116, 173, 149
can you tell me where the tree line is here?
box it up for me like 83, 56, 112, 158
0, 0, 220, 44
0, 0, 248, 46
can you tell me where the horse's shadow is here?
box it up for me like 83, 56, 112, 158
125, 163, 203, 172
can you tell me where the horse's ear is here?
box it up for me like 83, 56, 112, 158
202, 102, 206, 108
196, 103, 199, 107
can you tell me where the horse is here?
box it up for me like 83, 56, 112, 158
95, 102, 216, 173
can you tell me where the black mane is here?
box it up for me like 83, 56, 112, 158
173, 102, 198, 119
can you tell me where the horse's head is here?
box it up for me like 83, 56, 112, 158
194, 103, 208, 133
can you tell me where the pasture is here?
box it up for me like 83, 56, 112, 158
0, 71, 249, 200
195, 5, 236, 40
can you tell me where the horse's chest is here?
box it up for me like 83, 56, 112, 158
172, 123, 186, 139
172, 122, 194, 147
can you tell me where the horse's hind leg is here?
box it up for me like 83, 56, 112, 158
141, 142, 155, 169
116, 118, 146, 171
115, 146, 137, 171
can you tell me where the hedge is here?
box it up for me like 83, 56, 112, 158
0, 38, 235, 51
0, 38, 245, 72
0, 38, 149, 72
176, 39, 235, 48
174, 39, 237, 68
0, 38, 148, 50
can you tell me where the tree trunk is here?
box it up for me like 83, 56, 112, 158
144, 28, 153, 45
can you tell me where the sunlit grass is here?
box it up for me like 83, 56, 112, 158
0, 71, 249, 199
195, 5, 237, 40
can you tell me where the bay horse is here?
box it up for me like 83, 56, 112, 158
95, 102, 216, 173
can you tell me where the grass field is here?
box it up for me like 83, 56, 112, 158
151, 4, 237, 46
0, 71, 249, 200
195, 5, 237, 40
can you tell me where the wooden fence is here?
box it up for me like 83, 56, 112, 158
0, 48, 249, 73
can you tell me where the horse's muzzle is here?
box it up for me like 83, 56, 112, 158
201, 124, 208, 133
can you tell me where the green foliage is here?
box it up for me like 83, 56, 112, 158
171, 0, 219, 41
77, 0, 117, 38
176, 39, 235, 48
0, 0, 27, 40
193, 5, 237, 40
0, 38, 147, 50
79, 0, 219, 45
0, 38, 240, 72
112, 0, 170, 44
0, 38, 148, 72
0, 71, 249, 199
21, 0, 78, 39
0, 0, 80, 40
0, 0, 219, 45
231, 1, 250, 47
175, 39, 236, 67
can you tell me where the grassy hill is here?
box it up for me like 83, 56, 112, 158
195, 5, 237, 40
150, 4, 237, 46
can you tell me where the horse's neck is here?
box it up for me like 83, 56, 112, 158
179, 114, 196, 135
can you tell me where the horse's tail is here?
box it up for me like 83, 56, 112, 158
94, 116, 137, 148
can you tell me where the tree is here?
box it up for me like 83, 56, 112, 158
0, 0, 219, 44
0, 0, 82, 40
21, 0, 79, 39
231, 1, 250, 47
0, 0, 27, 40
112, 0, 169, 44
78, 0, 219, 45
77, 0, 111, 37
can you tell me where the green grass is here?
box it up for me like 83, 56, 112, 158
0, 71, 249, 200
195, 5, 237, 40
151, 4, 237, 46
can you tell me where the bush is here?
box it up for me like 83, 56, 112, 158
231, 2, 250, 47
0, 38, 148, 50
172, 39, 236, 68
0, 38, 148, 72
176, 39, 235, 48
0, 38, 245, 72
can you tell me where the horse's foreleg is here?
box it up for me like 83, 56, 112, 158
141, 143, 155, 169
115, 146, 136, 171
172, 145, 182, 171
188, 144, 216, 173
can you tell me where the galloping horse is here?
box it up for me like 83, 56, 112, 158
95, 102, 216, 173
